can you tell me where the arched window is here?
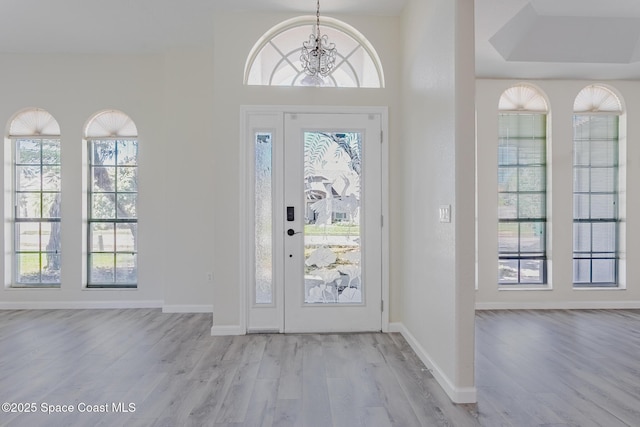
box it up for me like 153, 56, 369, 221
497, 84, 549, 286
85, 110, 138, 288
572, 85, 623, 287
244, 16, 384, 88
7, 108, 61, 287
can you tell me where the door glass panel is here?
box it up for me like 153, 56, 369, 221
303, 132, 362, 304
255, 133, 273, 304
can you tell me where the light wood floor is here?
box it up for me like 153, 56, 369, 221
475, 309, 640, 427
0, 309, 639, 426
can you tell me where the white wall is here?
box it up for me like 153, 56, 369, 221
0, 53, 167, 308
209, 11, 402, 330
477, 79, 640, 309
398, 0, 476, 403
0, 47, 222, 311
0, 13, 402, 317
161, 48, 217, 313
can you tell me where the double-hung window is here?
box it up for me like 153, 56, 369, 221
573, 86, 623, 287
9, 109, 61, 287
497, 85, 548, 285
86, 111, 138, 288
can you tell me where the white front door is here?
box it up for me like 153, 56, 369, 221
245, 109, 385, 333
282, 113, 382, 332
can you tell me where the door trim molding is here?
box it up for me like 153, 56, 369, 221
239, 105, 389, 334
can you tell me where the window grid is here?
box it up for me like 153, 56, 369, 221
573, 115, 619, 287
245, 18, 384, 88
13, 138, 61, 287
87, 138, 138, 288
498, 114, 547, 285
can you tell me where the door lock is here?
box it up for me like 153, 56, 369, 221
287, 229, 301, 236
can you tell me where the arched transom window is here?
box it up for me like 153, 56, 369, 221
245, 16, 385, 88
498, 84, 548, 112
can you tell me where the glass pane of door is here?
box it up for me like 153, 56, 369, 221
255, 132, 273, 304
303, 132, 362, 304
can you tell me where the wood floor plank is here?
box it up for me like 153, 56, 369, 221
257, 335, 285, 380
368, 362, 422, 427
360, 407, 393, 427
326, 377, 360, 427
242, 378, 278, 427
276, 336, 303, 400
215, 336, 266, 424
300, 335, 333, 427
180, 361, 238, 427
273, 398, 302, 427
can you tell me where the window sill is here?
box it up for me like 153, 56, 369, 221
4, 286, 61, 290
573, 286, 626, 291
498, 285, 552, 291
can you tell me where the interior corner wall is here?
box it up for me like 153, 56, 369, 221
476, 79, 640, 309
399, 0, 476, 403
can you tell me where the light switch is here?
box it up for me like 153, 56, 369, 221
439, 205, 451, 223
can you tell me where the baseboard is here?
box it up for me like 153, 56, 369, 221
211, 324, 245, 336
388, 322, 477, 404
0, 300, 164, 310
475, 300, 640, 310
162, 305, 213, 313
388, 322, 404, 333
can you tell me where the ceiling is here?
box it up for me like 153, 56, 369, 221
0, 0, 405, 55
476, 0, 640, 79
2, 0, 640, 80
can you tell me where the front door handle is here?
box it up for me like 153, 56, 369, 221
287, 229, 301, 236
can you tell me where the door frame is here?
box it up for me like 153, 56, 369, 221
239, 105, 389, 334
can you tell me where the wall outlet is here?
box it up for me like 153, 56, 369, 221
206, 272, 214, 282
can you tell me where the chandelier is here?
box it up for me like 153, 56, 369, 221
301, 0, 337, 79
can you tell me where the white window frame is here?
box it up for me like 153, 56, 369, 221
497, 85, 549, 288
244, 16, 385, 88
5, 108, 61, 288
84, 110, 138, 289
572, 85, 624, 289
